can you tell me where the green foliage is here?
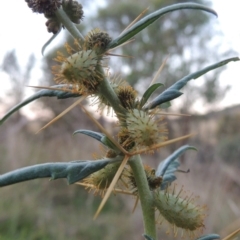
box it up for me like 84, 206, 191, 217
73, 129, 121, 153
108, 3, 217, 49
156, 145, 196, 189
0, 1, 239, 240
73, 129, 104, 141
42, 30, 61, 55
156, 145, 195, 177
0, 85, 81, 125
139, 83, 164, 108
0, 159, 122, 186
95, 0, 233, 112
145, 57, 239, 109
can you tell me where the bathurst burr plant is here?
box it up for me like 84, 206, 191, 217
0, 1, 239, 240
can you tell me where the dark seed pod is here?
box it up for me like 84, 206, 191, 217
116, 85, 137, 109
62, 0, 84, 24
46, 18, 61, 34
44, 11, 55, 19
85, 29, 112, 54
126, 165, 162, 194
25, 0, 61, 15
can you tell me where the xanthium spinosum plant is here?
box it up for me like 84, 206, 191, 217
0, 1, 239, 240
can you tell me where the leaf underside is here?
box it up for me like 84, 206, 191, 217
0, 159, 116, 187
0, 85, 81, 125
145, 57, 240, 109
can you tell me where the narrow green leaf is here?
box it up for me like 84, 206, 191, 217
0, 158, 122, 187
73, 130, 121, 153
101, 136, 121, 154
156, 145, 196, 177
145, 57, 240, 109
73, 129, 104, 142
196, 234, 220, 240
160, 174, 177, 190
108, 3, 217, 49
139, 83, 163, 108
145, 90, 182, 110
0, 85, 81, 125
169, 57, 239, 91
156, 146, 196, 190
41, 29, 61, 56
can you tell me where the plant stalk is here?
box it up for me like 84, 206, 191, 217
96, 65, 127, 118
129, 155, 156, 239
55, 7, 84, 41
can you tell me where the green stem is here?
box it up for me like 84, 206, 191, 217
96, 65, 126, 118
129, 155, 156, 239
55, 8, 84, 41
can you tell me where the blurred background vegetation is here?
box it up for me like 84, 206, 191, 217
0, 0, 239, 239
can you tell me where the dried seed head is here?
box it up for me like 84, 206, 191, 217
44, 11, 55, 19
116, 85, 137, 109
45, 18, 61, 34
85, 29, 112, 55
154, 185, 206, 238
25, 0, 61, 14
95, 77, 133, 113
118, 127, 135, 151
62, 0, 84, 24
126, 165, 162, 194
105, 149, 118, 158
82, 162, 121, 196
119, 109, 168, 151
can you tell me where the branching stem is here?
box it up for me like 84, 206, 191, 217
55, 7, 84, 41
96, 65, 127, 118
129, 155, 156, 239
